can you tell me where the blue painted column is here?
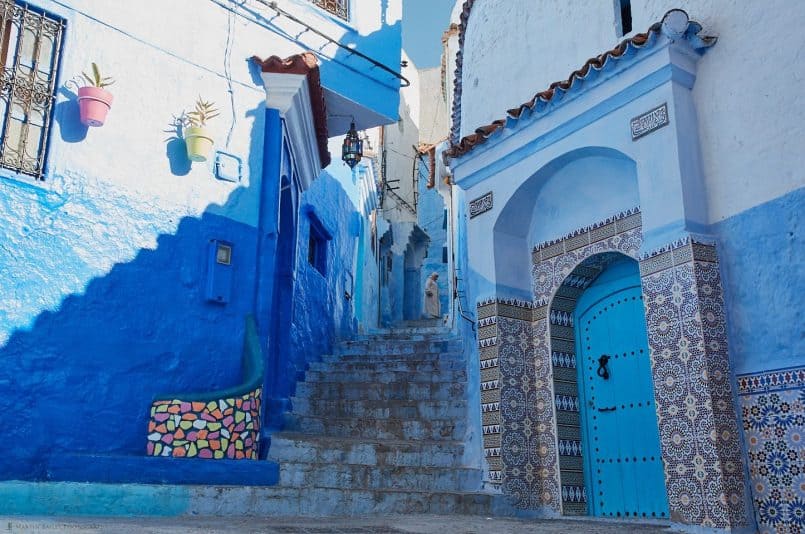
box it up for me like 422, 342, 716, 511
254, 107, 283, 446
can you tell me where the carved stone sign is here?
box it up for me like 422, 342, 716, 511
630, 103, 669, 141
469, 191, 493, 219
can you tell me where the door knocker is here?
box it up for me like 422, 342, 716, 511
597, 354, 611, 380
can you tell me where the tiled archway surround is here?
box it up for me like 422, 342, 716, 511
476, 209, 749, 529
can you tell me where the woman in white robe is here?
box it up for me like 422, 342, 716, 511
424, 273, 440, 319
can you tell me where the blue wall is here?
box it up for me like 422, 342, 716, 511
713, 186, 804, 376
286, 172, 360, 389
0, 199, 258, 479
418, 165, 449, 317
0, 0, 400, 482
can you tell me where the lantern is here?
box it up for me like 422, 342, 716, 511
341, 121, 363, 168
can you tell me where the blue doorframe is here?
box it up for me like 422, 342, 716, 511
574, 258, 669, 519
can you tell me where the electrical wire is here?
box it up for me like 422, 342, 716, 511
223, 2, 239, 148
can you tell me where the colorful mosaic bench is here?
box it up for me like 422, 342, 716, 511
146, 315, 263, 460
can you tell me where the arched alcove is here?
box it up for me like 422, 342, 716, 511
492, 147, 638, 299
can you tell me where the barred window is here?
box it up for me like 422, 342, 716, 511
0, 0, 64, 179
310, 0, 349, 22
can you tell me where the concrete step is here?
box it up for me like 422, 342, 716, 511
283, 414, 466, 441
399, 319, 444, 327
303, 369, 467, 384
291, 397, 467, 420
334, 340, 462, 356
322, 351, 463, 364
366, 326, 450, 336
190, 484, 504, 516
344, 332, 459, 340
278, 462, 483, 492
295, 380, 466, 401
268, 433, 466, 468
308, 359, 465, 374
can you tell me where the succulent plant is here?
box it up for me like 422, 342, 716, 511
186, 96, 219, 128
81, 63, 114, 88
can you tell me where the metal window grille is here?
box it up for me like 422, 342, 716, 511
310, 0, 349, 21
0, 0, 64, 179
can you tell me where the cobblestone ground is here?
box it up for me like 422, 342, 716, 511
1, 515, 680, 533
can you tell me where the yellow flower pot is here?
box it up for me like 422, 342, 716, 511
185, 126, 214, 162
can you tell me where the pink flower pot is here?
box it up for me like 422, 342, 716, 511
77, 86, 114, 127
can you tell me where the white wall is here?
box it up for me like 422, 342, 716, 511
380, 52, 420, 223
458, 0, 805, 222
418, 67, 449, 145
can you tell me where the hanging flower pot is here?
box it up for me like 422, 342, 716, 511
185, 126, 214, 162
185, 96, 219, 163
78, 63, 114, 127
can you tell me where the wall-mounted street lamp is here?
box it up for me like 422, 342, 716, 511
342, 122, 363, 168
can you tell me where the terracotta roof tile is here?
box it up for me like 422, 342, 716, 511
252, 52, 331, 168
446, 9, 716, 162
449, 0, 478, 146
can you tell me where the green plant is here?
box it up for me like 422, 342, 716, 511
81, 62, 114, 88
186, 96, 219, 128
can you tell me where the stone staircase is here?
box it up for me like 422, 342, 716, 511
265, 328, 504, 516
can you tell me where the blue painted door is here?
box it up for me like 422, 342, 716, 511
575, 260, 668, 519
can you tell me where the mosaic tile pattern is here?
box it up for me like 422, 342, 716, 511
499, 313, 559, 511
147, 388, 261, 459
480, 208, 748, 528
548, 256, 623, 516
477, 303, 501, 485
479, 209, 643, 513
640, 239, 748, 529
738, 365, 805, 534
551, 285, 584, 516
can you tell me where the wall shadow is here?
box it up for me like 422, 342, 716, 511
164, 113, 192, 176
0, 102, 265, 480
53, 87, 89, 143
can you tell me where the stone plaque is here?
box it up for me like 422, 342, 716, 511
630, 103, 669, 140
469, 191, 493, 219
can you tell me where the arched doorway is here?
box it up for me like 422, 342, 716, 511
568, 255, 668, 519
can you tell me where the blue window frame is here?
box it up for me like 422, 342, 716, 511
306, 208, 331, 276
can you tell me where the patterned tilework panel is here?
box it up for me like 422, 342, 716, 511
147, 388, 261, 459
489, 208, 643, 514
550, 293, 585, 516
550, 251, 633, 515
738, 366, 805, 534
640, 239, 748, 529
531, 214, 643, 306
477, 303, 501, 485
498, 314, 560, 511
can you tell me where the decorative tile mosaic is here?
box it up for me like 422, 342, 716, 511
640, 240, 748, 529
473, 207, 748, 530
499, 314, 560, 511
477, 300, 501, 485
146, 388, 261, 460
478, 208, 645, 514
738, 365, 805, 534
548, 251, 632, 516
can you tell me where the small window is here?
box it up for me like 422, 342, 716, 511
309, 0, 349, 22
306, 210, 331, 276
0, 1, 65, 179
442, 246, 448, 264
381, 252, 392, 287
616, 0, 632, 37
215, 243, 232, 265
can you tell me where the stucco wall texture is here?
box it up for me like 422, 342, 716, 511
0, 0, 400, 480
458, 0, 805, 223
